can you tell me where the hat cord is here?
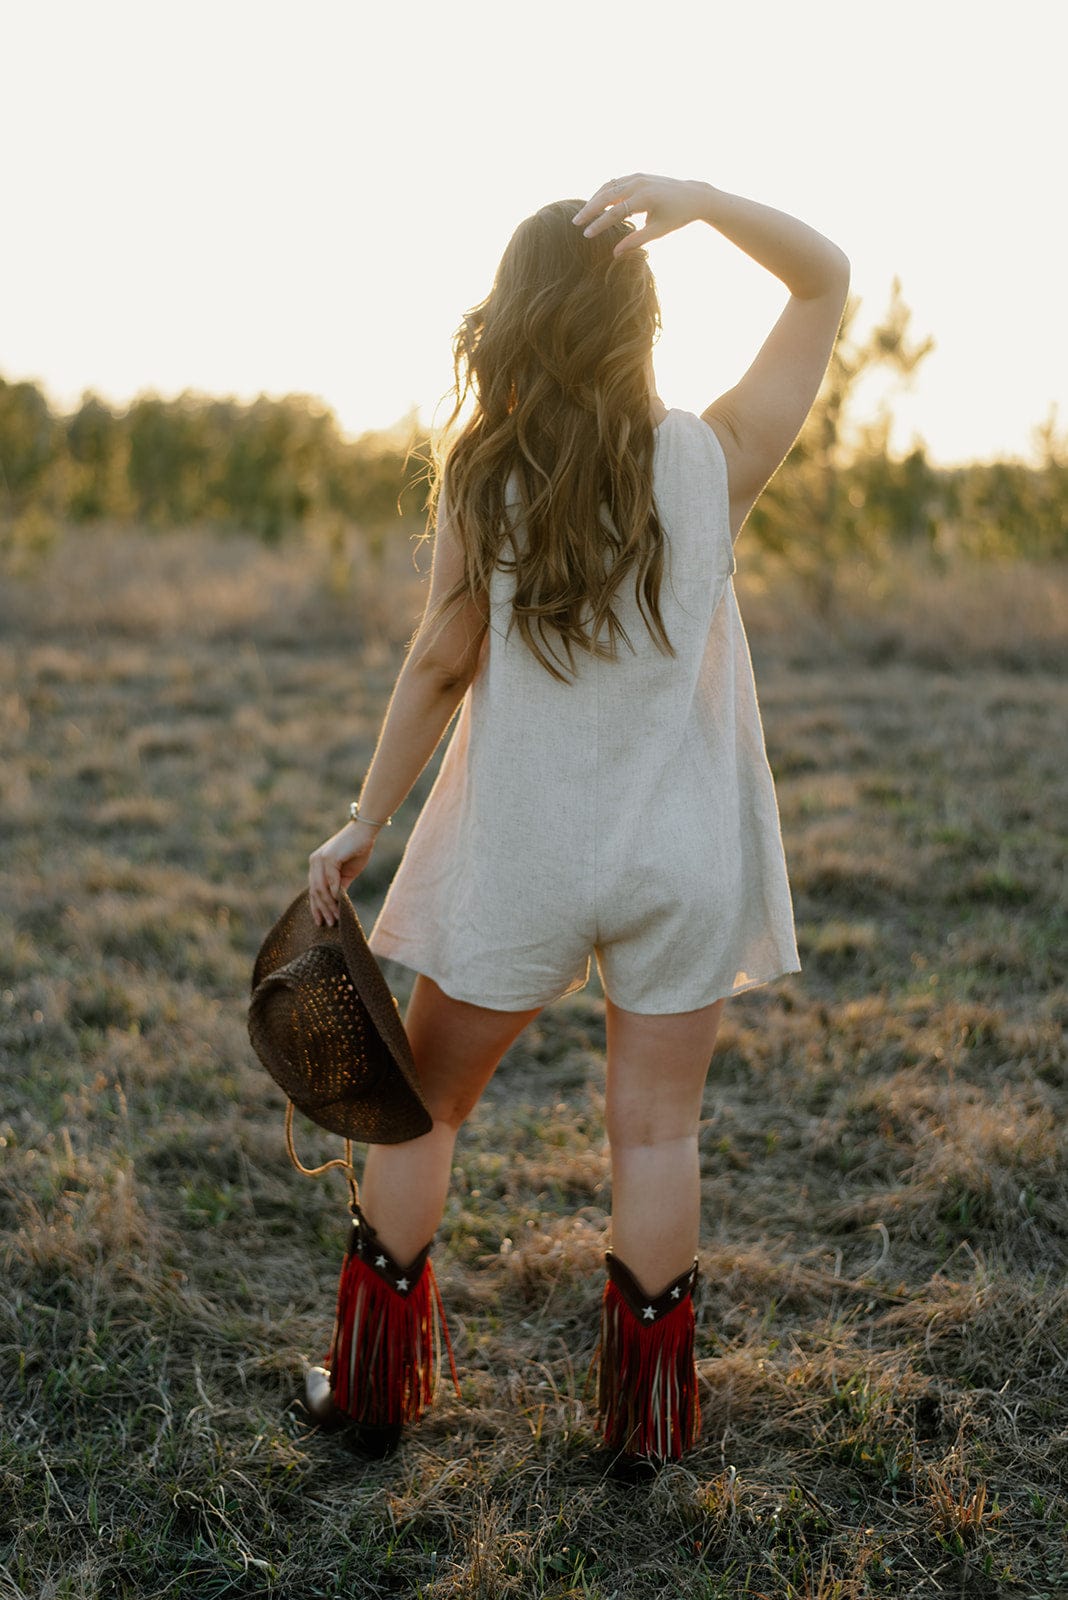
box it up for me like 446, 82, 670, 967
284, 1099, 359, 1210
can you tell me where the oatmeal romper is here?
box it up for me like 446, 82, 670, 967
368, 408, 801, 1013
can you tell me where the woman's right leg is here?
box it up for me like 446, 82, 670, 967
603, 995, 726, 1293
594, 995, 726, 1464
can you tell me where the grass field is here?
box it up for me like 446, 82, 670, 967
1, 523, 1066, 1599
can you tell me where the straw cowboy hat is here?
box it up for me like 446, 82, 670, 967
247, 886, 431, 1145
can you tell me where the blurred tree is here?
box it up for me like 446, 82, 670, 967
209, 395, 338, 542
1028, 407, 1068, 558
66, 392, 134, 521
328, 419, 427, 552
2, 342, 1064, 584
125, 392, 215, 527
843, 424, 945, 557
944, 429, 1068, 561
0, 377, 61, 512
748, 279, 936, 615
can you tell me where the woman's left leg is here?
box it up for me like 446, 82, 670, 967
310, 974, 539, 1438
359, 973, 542, 1265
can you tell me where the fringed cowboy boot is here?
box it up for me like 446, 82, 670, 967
594, 1250, 701, 1479
303, 1203, 458, 1458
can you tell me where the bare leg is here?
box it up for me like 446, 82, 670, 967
604, 996, 726, 1295
360, 974, 541, 1264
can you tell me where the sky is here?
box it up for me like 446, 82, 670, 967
3, 0, 1065, 466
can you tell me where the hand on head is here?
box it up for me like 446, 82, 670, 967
572, 175, 712, 256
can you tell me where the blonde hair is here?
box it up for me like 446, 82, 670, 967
428, 199, 672, 683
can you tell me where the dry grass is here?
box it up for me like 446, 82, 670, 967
1, 525, 1066, 1599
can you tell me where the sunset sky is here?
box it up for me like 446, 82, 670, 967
4, 0, 1065, 466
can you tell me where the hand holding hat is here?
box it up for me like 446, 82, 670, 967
247, 886, 431, 1146
307, 817, 380, 929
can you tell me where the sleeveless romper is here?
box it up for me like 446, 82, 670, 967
368, 408, 801, 1013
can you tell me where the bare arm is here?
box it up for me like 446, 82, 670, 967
692, 184, 849, 535
308, 494, 487, 926
574, 175, 850, 539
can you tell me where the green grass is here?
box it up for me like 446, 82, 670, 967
1, 526, 1066, 1598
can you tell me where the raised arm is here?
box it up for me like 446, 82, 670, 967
573, 175, 850, 539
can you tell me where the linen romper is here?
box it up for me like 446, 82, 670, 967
369, 408, 801, 1013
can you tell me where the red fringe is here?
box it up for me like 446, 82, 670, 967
596, 1279, 700, 1460
323, 1248, 458, 1425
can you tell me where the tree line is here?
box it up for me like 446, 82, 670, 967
0, 384, 421, 546
1, 284, 1064, 607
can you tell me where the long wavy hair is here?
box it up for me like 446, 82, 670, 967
426, 198, 671, 682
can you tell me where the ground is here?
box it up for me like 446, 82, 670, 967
1, 524, 1065, 1598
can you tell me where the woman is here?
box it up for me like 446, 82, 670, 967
303, 173, 849, 1470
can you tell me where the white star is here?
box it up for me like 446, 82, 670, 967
642, 1305, 656, 1321
671, 1286, 681, 1299
396, 1277, 409, 1293
375, 1255, 388, 1268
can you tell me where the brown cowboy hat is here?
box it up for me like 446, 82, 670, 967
247, 887, 431, 1144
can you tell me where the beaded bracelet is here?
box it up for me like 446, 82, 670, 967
349, 801, 392, 829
